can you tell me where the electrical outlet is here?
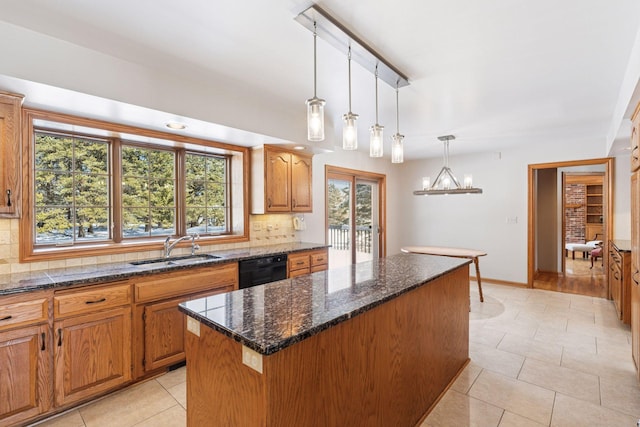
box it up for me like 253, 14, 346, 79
253, 221, 262, 231
242, 345, 263, 373
266, 223, 273, 231
186, 317, 200, 337
274, 223, 280, 230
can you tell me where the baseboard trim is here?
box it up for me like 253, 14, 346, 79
470, 276, 528, 288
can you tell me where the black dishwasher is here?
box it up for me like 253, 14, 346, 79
238, 254, 288, 289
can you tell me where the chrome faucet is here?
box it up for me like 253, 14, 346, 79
164, 234, 200, 258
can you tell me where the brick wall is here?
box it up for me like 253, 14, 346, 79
565, 184, 585, 243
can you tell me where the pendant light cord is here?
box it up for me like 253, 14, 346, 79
395, 83, 399, 133
313, 21, 317, 98
348, 46, 352, 112
374, 65, 379, 124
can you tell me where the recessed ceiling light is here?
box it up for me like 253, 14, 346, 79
166, 121, 187, 130
293, 146, 306, 150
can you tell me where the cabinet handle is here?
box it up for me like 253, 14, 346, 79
296, 261, 305, 266
6, 189, 10, 207
41, 332, 46, 351
267, 198, 272, 208
85, 297, 106, 305
57, 328, 62, 346
633, 270, 640, 285
0, 315, 12, 321
316, 257, 324, 261
292, 198, 297, 208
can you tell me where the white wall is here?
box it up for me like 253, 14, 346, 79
614, 154, 632, 240
396, 137, 611, 284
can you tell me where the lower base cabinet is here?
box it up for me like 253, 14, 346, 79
132, 263, 238, 378
53, 306, 132, 407
288, 248, 328, 277
0, 324, 51, 426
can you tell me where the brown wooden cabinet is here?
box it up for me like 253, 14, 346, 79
288, 248, 328, 278
0, 91, 23, 218
0, 291, 52, 426
609, 241, 631, 324
132, 263, 238, 378
631, 102, 640, 172
631, 171, 640, 380
251, 145, 312, 214
53, 282, 132, 407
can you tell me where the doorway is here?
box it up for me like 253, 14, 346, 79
528, 158, 613, 297
325, 166, 386, 269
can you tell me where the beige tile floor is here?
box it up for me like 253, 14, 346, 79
33, 283, 638, 427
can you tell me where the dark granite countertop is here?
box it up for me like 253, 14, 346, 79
611, 239, 631, 252
0, 242, 328, 296
179, 253, 470, 355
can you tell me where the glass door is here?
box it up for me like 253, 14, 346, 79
327, 175, 352, 269
326, 168, 384, 269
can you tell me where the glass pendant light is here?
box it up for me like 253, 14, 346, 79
342, 46, 358, 150
369, 66, 384, 158
391, 83, 404, 163
306, 22, 325, 141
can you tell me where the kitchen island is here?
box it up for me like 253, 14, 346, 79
179, 252, 471, 426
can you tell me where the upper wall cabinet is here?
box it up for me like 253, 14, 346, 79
251, 145, 312, 214
0, 91, 24, 218
632, 103, 640, 172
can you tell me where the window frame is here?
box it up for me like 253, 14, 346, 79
21, 109, 250, 262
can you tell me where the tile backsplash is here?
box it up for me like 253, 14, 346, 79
0, 214, 304, 275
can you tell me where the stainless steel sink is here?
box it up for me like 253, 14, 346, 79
130, 253, 221, 266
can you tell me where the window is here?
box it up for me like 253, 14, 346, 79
122, 145, 176, 238
34, 132, 111, 245
185, 152, 229, 235
21, 109, 250, 261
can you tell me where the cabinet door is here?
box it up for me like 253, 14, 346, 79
0, 324, 51, 426
291, 154, 312, 212
610, 262, 622, 320
54, 306, 131, 407
0, 92, 23, 217
632, 109, 640, 172
265, 150, 291, 212
631, 172, 640, 377
142, 298, 186, 372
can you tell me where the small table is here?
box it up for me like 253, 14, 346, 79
401, 246, 487, 302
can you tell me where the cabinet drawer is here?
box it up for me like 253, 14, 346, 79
55, 282, 131, 318
289, 267, 311, 278
288, 254, 310, 272
0, 296, 49, 331
310, 250, 328, 267
134, 263, 238, 303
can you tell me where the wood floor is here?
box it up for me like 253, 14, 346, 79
534, 256, 607, 298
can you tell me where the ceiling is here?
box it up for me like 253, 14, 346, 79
0, 0, 639, 160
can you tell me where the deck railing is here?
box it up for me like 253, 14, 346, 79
328, 225, 372, 253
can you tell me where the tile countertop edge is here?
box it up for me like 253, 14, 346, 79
0, 242, 330, 296
179, 254, 472, 355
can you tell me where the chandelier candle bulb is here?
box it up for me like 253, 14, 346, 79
463, 174, 473, 188
422, 177, 431, 190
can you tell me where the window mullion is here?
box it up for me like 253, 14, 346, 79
175, 148, 186, 236
112, 139, 123, 243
